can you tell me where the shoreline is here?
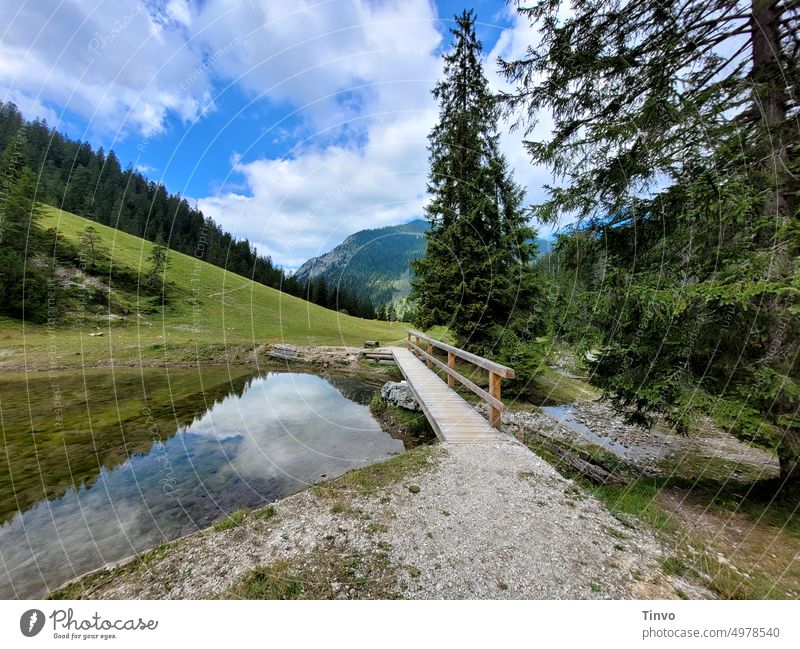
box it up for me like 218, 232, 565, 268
0, 343, 399, 375
49, 440, 690, 600
5, 350, 794, 600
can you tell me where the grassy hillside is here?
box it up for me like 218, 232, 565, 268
0, 207, 407, 370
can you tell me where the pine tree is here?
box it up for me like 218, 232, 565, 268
147, 234, 168, 290
80, 226, 105, 271
0, 165, 44, 253
313, 276, 329, 308
411, 10, 541, 353
0, 147, 48, 321
500, 0, 800, 492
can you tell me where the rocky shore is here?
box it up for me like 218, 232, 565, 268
488, 397, 780, 481
51, 440, 700, 600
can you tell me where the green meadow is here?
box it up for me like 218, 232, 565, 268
0, 207, 408, 370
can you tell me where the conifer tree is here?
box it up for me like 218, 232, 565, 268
500, 0, 800, 491
80, 226, 105, 271
0, 144, 48, 321
412, 10, 541, 353
147, 234, 168, 290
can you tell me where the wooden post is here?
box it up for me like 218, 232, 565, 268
426, 341, 433, 368
447, 352, 455, 388
488, 371, 501, 428
407, 331, 411, 350
415, 336, 421, 358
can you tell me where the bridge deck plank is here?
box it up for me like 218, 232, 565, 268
391, 348, 509, 444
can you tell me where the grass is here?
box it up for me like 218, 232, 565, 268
230, 561, 304, 599
213, 509, 248, 532
369, 393, 432, 439
2, 206, 408, 370
228, 548, 399, 599
661, 556, 693, 578
521, 427, 799, 599
527, 364, 598, 406
590, 480, 678, 533
47, 540, 174, 599
315, 445, 435, 498
252, 504, 277, 520
312, 445, 436, 530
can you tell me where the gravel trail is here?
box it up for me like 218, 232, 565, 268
56, 439, 695, 600
381, 441, 675, 599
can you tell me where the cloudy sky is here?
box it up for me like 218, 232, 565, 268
0, 0, 552, 269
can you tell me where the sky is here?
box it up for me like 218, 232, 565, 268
0, 0, 554, 270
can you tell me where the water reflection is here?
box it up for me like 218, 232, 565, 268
0, 368, 402, 598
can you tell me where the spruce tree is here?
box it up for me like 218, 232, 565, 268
147, 234, 168, 291
412, 10, 540, 353
500, 0, 800, 491
80, 226, 105, 271
0, 148, 48, 321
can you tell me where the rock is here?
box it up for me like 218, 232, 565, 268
380, 381, 420, 411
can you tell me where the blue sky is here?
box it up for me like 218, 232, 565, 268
0, 0, 552, 269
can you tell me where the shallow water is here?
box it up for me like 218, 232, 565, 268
0, 367, 402, 598
541, 404, 633, 457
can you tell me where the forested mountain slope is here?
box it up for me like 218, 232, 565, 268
295, 218, 552, 309
295, 220, 429, 306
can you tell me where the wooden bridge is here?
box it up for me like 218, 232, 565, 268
391, 329, 515, 444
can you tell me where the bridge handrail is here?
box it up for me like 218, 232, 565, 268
404, 329, 515, 378
404, 328, 514, 428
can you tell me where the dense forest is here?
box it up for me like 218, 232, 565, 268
0, 101, 374, 320
295, 219, 428, 310
409, 2, 798, 493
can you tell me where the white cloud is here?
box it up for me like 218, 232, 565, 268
197, 0, 443, 267
1, 0, 559, 261
198, 1, 561, 266
0, 0, 214, 137
199, 109, 435, 269
486, 7, 558, 231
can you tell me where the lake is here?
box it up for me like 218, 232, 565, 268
0, 366, 403, 598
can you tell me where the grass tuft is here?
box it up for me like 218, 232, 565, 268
213, 509, 247, 532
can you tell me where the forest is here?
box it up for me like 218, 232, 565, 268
412, 3, 798, 494
0, 101, 374, 321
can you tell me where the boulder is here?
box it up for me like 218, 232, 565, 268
380, 380, 420, 411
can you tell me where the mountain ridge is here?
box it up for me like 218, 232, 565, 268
294, 219, 429, 306
295, 219, 554, 309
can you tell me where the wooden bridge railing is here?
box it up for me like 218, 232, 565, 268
405, 329, 515, 429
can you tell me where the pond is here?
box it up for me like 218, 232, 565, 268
0, 366, 403, 598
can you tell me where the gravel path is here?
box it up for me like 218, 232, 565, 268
56, 439, 695, 599
381, 441, 674, 599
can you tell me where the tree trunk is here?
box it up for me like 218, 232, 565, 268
750, 0, 790, 225
777, 426, 800, 495
751, 0, 786, 129
752, 4, 796, 496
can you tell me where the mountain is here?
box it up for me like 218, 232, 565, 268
0, 101, 296, 296
295, 220, 554, 307
294, 220, 429, 306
